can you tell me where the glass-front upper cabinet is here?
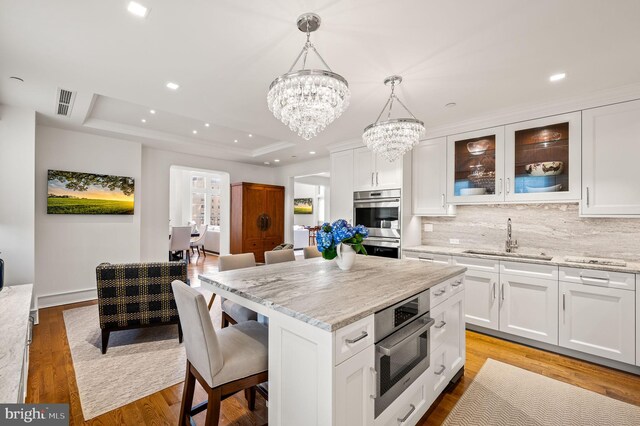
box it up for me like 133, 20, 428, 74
504, 112, 581, 202
447, 126, 505, 203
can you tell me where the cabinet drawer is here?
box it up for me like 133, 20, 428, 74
500, 261, 558, 280
430, 280, 450, 308
244, 239, 261, 250
559, 267, 635, 291
374, 372, 428, 426
404, 251, 451, 265
429, 298, 449, 353
335, 315, 374, 366
425, 344, 449, 403
452, 256, 500, 273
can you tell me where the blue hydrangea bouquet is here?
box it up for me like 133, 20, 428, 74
316, 219, 369, 260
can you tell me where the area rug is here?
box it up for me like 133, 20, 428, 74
443, 359, 640, 425
63, 304, 187, 420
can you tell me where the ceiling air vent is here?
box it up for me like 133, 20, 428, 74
55, 88, 76, 117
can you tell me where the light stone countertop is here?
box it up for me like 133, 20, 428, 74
0, 284, 33, 403
403, 245, 640, 274
199, 256, 466, 332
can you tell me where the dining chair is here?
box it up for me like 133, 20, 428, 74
170, 226, 192, 263
171, 281, 268, 426
190, 224, 208, 258
303, 245, 322, 259
264, 248, 296, 265
217, 253, 258, 327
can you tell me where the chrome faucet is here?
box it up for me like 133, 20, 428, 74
505, 218, 518, 253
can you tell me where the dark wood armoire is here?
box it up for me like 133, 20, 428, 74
230, 182, 285, 263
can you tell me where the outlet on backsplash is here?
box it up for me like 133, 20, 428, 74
423, 223, 433, 232
449, 238, 460, 245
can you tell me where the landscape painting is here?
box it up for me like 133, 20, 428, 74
47, 170, 135, 215
294, 198, 313, 214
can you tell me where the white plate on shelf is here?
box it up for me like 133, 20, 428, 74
460, 188, 487, 195
525, 184, 562, 193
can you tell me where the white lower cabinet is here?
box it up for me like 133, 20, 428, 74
334, 344, 375, 426
499, 273, 558, 345
559, 280, 636, 364
637, 275, 640, 367
463, 269, 499, 330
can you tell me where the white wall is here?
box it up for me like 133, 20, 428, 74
141, 147, 277, 262
293, 182, 318, 227
35, 126, 142, 307
0, 106, 35, 287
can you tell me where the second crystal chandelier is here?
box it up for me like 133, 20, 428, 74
267, 13, 350, 140
363, 76, 425, 162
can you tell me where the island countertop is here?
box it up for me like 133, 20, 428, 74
199, 256, 466, 332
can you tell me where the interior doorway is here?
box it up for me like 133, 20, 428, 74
291, 172, 330, 254
169, 166, 231, 258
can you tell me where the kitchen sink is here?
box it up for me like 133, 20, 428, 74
463, 249, 553, 261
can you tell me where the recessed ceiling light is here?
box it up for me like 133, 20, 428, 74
127, 1, 149, 18
274, 159, 280, 163
445, 102, 457, 108
549, 73, 566, 82
233, 139, 238, 143
248, 134, 253, 138
204, 123, 210, 127
149, 109, 156, 114
141, 119, 146, 123
192, 130, 198, 134
309, 151, 316, 155
264, 161, 270, 165
166, 82, 180, 90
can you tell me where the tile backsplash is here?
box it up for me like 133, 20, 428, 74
421, 204, 640, 261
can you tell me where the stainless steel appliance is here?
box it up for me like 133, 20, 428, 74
373, 289, 434, 417
353, 189, 401, 258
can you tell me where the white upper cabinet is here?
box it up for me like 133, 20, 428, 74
447, 127, 505, 204
353, 147, 402, 191
581, 99, 640, 216
504, 112, 581, 202
330, 149, 354, 223
412, 138, 449, 215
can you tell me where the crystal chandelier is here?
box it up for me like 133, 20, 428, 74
363, 76, 425, 162
267, 13, 350, 140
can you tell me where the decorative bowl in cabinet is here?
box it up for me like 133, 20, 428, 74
466, 139, 491, 156
531, 131, 563, 143
525, 184, 562, 193
460, 187, 487, 195
524, 161, 563, 176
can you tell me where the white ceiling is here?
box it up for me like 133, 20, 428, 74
2, 0, 640, 166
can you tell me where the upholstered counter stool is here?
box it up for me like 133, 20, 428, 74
264, 248, 295, 265
172, 281, 268, 426
216, 253, 258, 327
302, 245, 321, 259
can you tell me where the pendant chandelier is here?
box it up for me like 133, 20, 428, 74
363, 76, 425, 162
267, 13, 350, 140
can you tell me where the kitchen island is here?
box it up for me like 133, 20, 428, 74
199, 256, 466, 425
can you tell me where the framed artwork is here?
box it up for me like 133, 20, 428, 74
294, 197, 313, 214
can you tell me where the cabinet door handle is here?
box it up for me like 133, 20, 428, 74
434, 365, 446, 375
498, 178, 503, 195
452, 279, 462, 287
441, 193, 445, 208
27, 316, 34, 345
492, 282, 496, 300
562, 293, 566, 311
435, 320, 447, 329
501, 283, 505, 301
371, 172, 374, 186
345, 331, 368, 344
376, 172, 379, 186
586, 187, 590, 207
506, 178, 511, 194
580, 273, 610, 283
369, 367, 377, 399
418, 256, 434, 262
397, 404, 416, 423
434, 288, 446, 296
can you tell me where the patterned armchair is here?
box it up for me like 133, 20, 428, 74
96, 261, 188, 354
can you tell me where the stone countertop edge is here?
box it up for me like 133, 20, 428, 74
403, 245, 640, 274
0, 284, 33, 403
199, 266, 466, 332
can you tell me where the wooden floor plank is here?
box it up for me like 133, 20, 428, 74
27, 254, 640, 425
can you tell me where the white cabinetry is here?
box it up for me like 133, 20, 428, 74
330, 149, 354, 222
582, 99, 640, 216
559, 269, 636, 364
335, 345, 375, 426
637, 274, 640, 367
403, 250, 451, 265
453, 256, 499, 330
412, 138, 449, 215
353, 147, 402, 191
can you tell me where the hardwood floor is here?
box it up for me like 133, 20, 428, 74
27, 253, 640, 425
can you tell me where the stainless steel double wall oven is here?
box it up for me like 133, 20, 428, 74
353, 189, 401, 258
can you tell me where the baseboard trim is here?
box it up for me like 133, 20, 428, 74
466, 324, 640, 375
37, 287, 98, 309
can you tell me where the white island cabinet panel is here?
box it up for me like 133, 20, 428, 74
582, 99, 640, 216
559, 281, 635, 364
335, 345, 375, 426
637, 274, 640, 367
499, 274, 558, 345
330, 149, 354, 222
